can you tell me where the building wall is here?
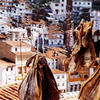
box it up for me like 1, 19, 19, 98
50, 0, 67, 20
72, 0, 92, 25
31, 24, 48, 47
54, 73, 67, 92
0, 42, 15, 62
5, 67, 16, 84
48, 39, 64, 47
72, 0, 92, 9
46, 58, 56, 69
11, 46, 31, 52
67, 81, 81, 92
16, 54, 32, 67
0, 67, 16, 85
90, 10, 100, 30
0, 67, 3, 85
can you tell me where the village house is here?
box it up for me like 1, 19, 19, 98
45, 50, 58, 69
0, 82, 79, 100
90, 10, 100, 30
45, 48, 67, 69
51, 68, 67, 92
72, 0, 92, 25
0, 41, 33, 81
47, 24, 64, 48
0, 15, 9, 34
0, 34, 6, 41
0, 59, 16, 85
50, 0, 67, 21
0, 0, 32, 34
6, 27, 28, 41
0, 0, 32, 18
31, 24, 48, 48
67, 67, 94, 92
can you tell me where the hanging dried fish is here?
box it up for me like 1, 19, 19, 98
64, 20, 96, 74
79, 63, 100, 100
18, 54, 60, 100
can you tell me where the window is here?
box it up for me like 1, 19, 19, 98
74, 2, 77, 4
58, 83, 60, 86
70, 75, 73, 79
60, 35, 62, 38
62, 0, 64, 2
57, 76, 60, 79
0, 3, 2, 5
52, 62, 54, 65
62, 75, 64, 78
88, 2, 90, 5
22, 3, 24, 6
55, 4, 59, 6
79, 84, 81, 90
1, 26, 4, 29
15, 48, 17, 51
61, 4, 64, 6
20, 9, 22, 11
79, 2, 81, 4
84, 74, 88, 79
6, 68, 8, 71
18, 67, 22, 74
11, 67, 13, 71
16, 4, 18, 6
75, 85, 77, 91
61, 9, 64, 12
70, 85, 73, 92
8, 77, 11, 80
55, 9, 59, 14
62, 83, 64, 86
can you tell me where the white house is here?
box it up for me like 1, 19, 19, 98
47, 24, 64, 47
0, 41, 33, 80
0, 59, 16, 85
50, 0, 67, 21
31, 24, 48, 48
7, 27, 28, 41
90, 10, 100, 30
72, 0, 92, 25
51, 68, 67, 92
72, 0, 92, 13
0, 0, 32, 17
67, 67, 90, 92
46, 57, 57, 69
0, 14, 9, 33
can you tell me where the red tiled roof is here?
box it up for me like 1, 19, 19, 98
14, 52, 33, 56
51, 68, 66, 74
48, 24, 64, 34
0, 34, 6, 39
47, 34, 60, 39
45, 50, 66, 60
0, 83, 20, 100
0, 59, 15, 68
4, 41, 31, 47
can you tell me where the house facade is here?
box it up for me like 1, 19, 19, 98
0, 41, 33, 81
50, 0, 67, 21
90, 10, 100, 30
0, 59, 16, 85
51, 68, 67, 92
72, 0, 92, 25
